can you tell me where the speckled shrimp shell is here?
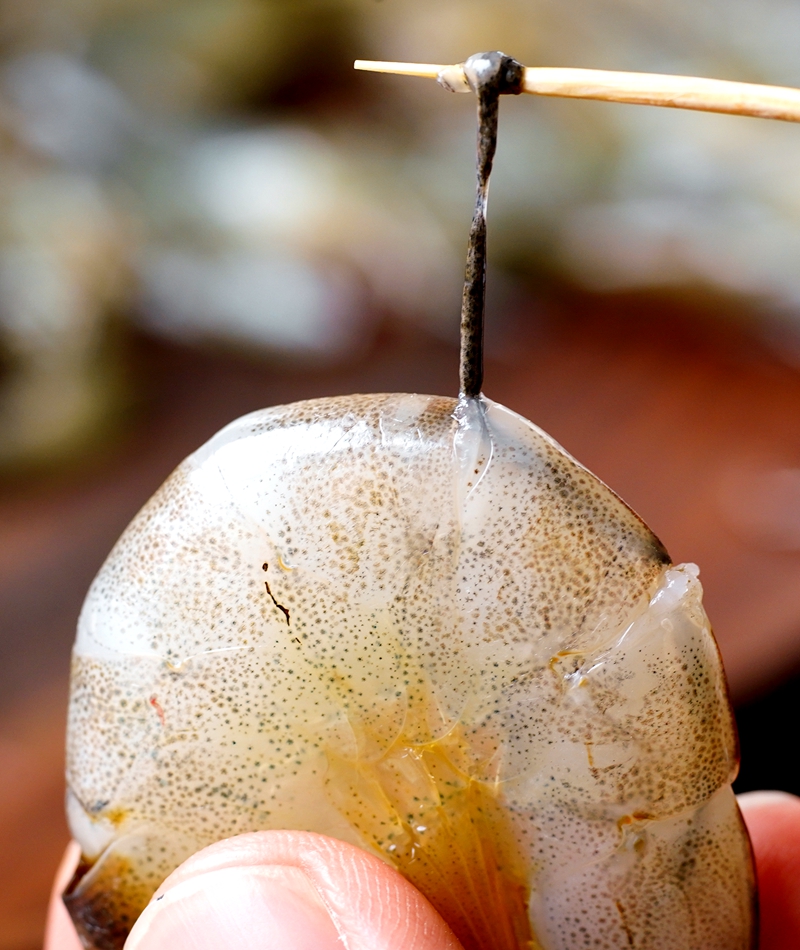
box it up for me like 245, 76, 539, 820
64, 392, 756, 950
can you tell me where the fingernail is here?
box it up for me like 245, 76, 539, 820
125, 864, 343, 950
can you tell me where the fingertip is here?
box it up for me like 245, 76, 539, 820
44, 842, 82, 950
130, 831, 462, 950
738, 790, 800, 949
738, 789, 800, 811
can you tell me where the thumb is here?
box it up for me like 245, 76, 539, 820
45, 833, 462, 950
122, 830, 461, 950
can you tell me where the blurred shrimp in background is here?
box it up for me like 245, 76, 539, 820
3, 1, 800, 947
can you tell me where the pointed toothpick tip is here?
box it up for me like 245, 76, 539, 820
354, 60, 446, 79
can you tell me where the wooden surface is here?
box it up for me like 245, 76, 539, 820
3, 289, 800, 948
521, 67, 800, 122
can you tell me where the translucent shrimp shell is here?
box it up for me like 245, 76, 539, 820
64, 393, 756, 950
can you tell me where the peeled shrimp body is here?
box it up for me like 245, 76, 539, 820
65, 392, 756, 950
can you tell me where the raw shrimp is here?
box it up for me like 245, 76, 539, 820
63, 53, 756, 950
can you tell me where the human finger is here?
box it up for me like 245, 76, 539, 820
738, 790, 800, 950
122, 830, 461, 950
43, 841, 82, 950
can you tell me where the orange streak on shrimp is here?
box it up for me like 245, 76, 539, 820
149, 695, 166, 727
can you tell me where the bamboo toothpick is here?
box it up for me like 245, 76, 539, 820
354, 59, 800, 123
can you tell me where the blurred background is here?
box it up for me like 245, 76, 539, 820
3, 0, 800, 946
